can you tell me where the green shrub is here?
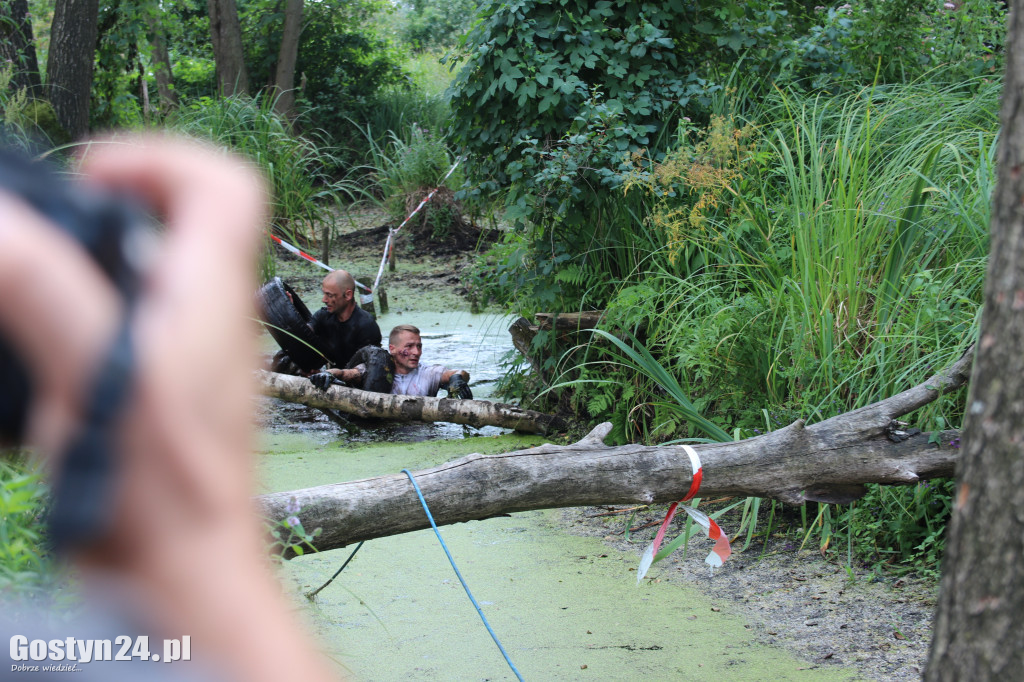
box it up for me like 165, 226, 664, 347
280, 0, 407, 149
845, 479, 955, 576
0, 63, 64, 147
0, 456, 51, 593
361, 122, 466, 240
399, 0, 478, 53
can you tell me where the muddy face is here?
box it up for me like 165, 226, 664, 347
389, 330, 423, 374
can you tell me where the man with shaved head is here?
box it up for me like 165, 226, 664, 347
307, 269, 382, 372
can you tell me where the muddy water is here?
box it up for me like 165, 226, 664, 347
373, 309, 512, 400
259, 435, 856, 681
258, 304, 859, 680
261, 306, 518, 441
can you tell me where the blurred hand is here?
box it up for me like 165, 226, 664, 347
0, 134, 336, 682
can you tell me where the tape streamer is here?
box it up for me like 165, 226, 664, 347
637, 445, 732, 582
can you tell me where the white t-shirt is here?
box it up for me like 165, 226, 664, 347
390, 364, 447, 397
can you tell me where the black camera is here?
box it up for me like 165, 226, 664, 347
0, 147, 147, 443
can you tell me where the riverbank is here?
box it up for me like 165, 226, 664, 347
561, 506, 936, 680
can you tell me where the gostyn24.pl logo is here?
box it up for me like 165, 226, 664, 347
10, 634, 191, 668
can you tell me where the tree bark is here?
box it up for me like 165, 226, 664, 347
144, 6, 178, 113
0, 0, 42, 95
926, 2, 1024, 678
256, 369, 569, 435
272, 0, 303, 120
207, 0, 249, 96
46, 0, 99, 140
259, 349, 971, 556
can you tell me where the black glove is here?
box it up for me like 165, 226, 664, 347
270, 350, 298, 375
446, 373, 473, 400
309, 372, 337, 390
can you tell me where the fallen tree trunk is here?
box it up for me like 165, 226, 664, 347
256, 369, 569, 435
259, 348, 973, 556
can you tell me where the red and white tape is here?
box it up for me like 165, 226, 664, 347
268, 233, 372, 293
268, 156, 463, 302
636, 444, 731, 582
371, 157, 463, 293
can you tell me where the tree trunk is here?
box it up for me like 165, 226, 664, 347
144, 6, 178, 113
256, 369, 569, 435
925, 2, 1024, 677
0, 0, 42, 95
272, 0, 303, 120
207, 0, 249, 96
258, 349, 971, 556
46, 0, 99, 140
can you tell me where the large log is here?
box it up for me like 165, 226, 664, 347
256, 369, 569, 435
259, 348, 973, 556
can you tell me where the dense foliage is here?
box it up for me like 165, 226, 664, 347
451, 0, 1005, 314
0, 457, 50, 593
451, 0, 1006, 573
399, 0, 478, 52
240, 0, 408, 145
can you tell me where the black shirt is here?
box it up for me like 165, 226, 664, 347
309, 305, 382, 369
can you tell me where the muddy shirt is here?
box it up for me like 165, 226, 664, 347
309, 306, 382, 369
390, 364, 447, 397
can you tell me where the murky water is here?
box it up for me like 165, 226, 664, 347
374, 310, 513, 395
258, 433, 856, 682
258, 302, 857, 680
260, 308, 519, 442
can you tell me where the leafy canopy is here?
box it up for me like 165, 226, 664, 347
448, 0, 720, 194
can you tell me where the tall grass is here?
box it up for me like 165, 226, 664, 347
360, 123, 462, 200
529, 77, 998, 573
168, 94, 368, 250
354, 51, 454, 159
361, 88, 452, 145
614, 80, 997, 429
744, 82, 994, 417
404, 51, 459, 98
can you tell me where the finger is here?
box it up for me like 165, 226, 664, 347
76, 135, 267, 349
78, 135, 268, 444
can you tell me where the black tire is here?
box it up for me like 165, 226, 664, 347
256, 277, 327, 372
346, 345, 395, 394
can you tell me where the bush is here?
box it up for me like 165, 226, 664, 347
0, 456, 51, 593
264, 0, 407, 149
362, 123, 468, 242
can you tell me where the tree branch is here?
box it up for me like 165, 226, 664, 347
259, 347, 973, 556
256, 369, 569, 435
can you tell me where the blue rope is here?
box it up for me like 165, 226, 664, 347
401, 469, 524, 681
